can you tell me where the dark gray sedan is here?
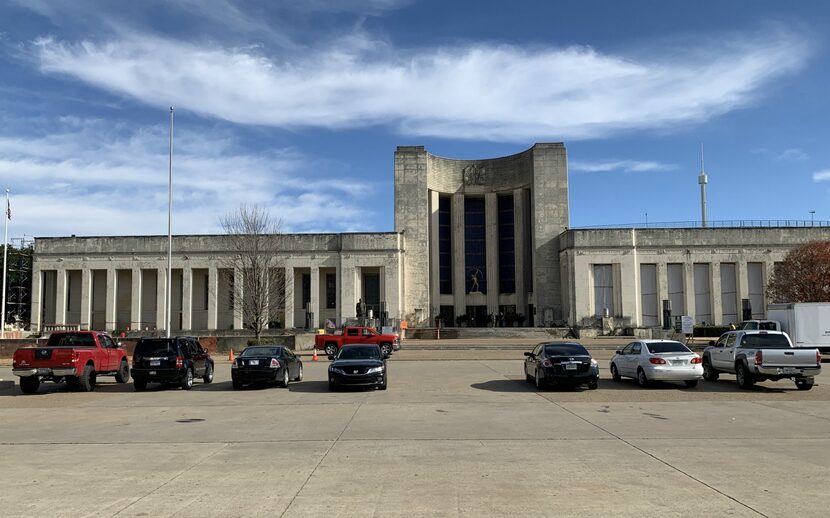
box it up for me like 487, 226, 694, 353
231, 346, 303, 389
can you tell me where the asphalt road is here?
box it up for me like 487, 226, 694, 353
1, 353, 828, 517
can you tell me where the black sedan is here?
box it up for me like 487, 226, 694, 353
524, 342, 599, 390
232, 346, 303, 389
328, 344, 388, 391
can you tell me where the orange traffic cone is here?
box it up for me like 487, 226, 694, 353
312, 348, 318, 361
228, 349, 235, 362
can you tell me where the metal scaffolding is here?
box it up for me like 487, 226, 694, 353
4, 237, 33, 330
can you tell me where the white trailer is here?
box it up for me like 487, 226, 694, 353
767, 303, 830, 352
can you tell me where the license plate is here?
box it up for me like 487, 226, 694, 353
565, 364, 578, 370
150, 360, 160, 367
249, 360, 259, 366
780, 367, 798, 375
149, 371, 157, 375
38, 368, 50, 375
671, 360, 686, 366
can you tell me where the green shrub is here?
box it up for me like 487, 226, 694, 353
247, 338, 277, 346
692, 325, 731, 338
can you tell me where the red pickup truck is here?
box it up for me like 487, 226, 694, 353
12, 331, 130, 394
315, 326, 401, 357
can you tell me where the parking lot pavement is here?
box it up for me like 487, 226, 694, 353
0, 357, 828, 517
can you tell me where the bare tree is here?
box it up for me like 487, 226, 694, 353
768, 241, 830, 303
219, 204, 286, 339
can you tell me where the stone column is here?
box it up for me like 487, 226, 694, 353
233, 268, 243, 330
452, 194, 466, 321
284, 267, 295, 329
182, 267, 193, 331
156, 268, 167, 332
130, 267, 142, 330
485, 193, 499, 317
105, 268, 117, 332
80, 269, 92, 330
55, 269, 67, 325
513, 189, 526, 318
429, 190, 440, 320
207, 266, 218, 330
684, 262, 695, 322
711, 263, 723, 326
31, 265, 43, 332
310, 266, 320, 329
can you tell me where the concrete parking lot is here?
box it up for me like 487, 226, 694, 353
1, 352, 829, 517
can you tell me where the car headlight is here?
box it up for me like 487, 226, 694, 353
590, 359, 598, 366
329, 367, 345, 375
367, 366, 384, 374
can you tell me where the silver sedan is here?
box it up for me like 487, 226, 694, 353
610, 340, 703, 388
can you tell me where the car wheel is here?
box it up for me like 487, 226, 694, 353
684, 380, 699, 388
203, 363, 214, 384
524, 364, 532, 383
796, 378, 814, 391
610, 363, 621, 382
735, 363, 754, 389
133, 378, 147, 392
534, 368, 544, 390
328, 382, 337, 392
279, 369, 289, 388
380, 343, 392, 356
76, 364, 96, 392
180, 368, 194, 390
702, 358, 719, 381
19, 376, 40, 394
232, 380, 242, 390
325, 344, 337, 357
295, 365, 303, 382
115, 360, 130, 383
636, 368, 649, 388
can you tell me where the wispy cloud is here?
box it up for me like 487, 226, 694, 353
777, 147, 809, 161
0, 117, 376, 236
26, 26, 810, 141
570, 160, 677, 174
813, 170, 830, 182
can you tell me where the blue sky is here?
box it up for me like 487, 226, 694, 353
1, 0, 829, 238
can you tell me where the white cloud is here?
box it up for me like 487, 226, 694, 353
813, 170, 830, 182
570, 160, 677, 174
28, 27, 810, 141
777, 148, 809, 161
0, 118, 377, 237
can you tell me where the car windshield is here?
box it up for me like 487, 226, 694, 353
338, 346, 381, 360
544, 344, 589, 356
134, 339, 174, 356
46, 333, 96, 347
646, 342, 691, 354
241, 347, 280, 357
740, 334, 791, 349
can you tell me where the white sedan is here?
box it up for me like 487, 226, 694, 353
610, 340, 703, 388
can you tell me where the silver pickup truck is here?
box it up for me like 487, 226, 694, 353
702, 330, 821, 390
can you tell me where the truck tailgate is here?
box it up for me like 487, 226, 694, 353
760, 348, 820, 367
14, 347, 78, 367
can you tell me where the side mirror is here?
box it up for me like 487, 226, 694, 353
708, 340, 715, 347
615, 350, 621, 355
523, 352, 532, 357
327, 355, 335, 361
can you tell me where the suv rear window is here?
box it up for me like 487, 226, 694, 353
135, 339, 176, 356
740, 334, 791, 349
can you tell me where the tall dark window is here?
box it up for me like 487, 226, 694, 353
464, 197, 486, 294
301, 274, 311, 309
438, 195, 452, 294
498, 194, 515, 293
325, 273, 336, 309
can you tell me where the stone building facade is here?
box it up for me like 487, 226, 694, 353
29, 143, 830, 332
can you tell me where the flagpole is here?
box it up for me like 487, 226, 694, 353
2, 189, 9, 340
166, 107, 173, 338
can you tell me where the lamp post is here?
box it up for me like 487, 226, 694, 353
809, 210, 815, 226
166, 107, 173, 338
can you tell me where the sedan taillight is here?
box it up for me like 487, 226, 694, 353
270, 358, 280, 369
541, 359, 553, 368
649, 357, 667, 365
690, 356, 702, 364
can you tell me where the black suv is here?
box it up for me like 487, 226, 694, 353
132, 336, 214, 391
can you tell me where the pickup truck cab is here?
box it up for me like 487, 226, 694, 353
703, 330, 821, 390
12, 331, 130, 394
314, 326, 401, 357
